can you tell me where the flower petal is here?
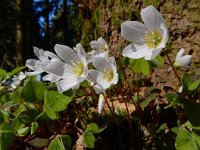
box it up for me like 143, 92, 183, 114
159, 23, 169, 48
43, 74, 61, 82
175, 48, 184, 62
25, 71, 43, 76
180, 55, 192, 67
144, 48, 162, 60
98, 94, 105, 114
123, 44, 150, 59
92, 55, 109, 72
96, 72, 110, 90
45, 60, 65, 77
33, 47, 48, 62
56, 77, 78, 92
87, 69, 98, 84
141, 5, 164, 32
121, 21, 146, 44
93, 84, 105, 94
54, 44, 80, 64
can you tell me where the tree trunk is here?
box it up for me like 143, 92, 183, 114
15, 0, 23, 66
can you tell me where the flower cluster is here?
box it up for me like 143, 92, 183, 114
121, 5, 169, 60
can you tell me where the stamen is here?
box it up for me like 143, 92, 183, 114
72, 62, 84, 77
145, 31, 162, 48
103, 69, 114, 82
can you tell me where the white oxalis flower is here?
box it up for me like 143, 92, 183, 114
87, 54, 118, 94
98, 93, 105, 114
45, 43, 88, 92
25, 47, 60, 76
174, 48, 192, 68
88, 37, 109, 62
10, 72, 26, 89
121, 5, 168, 60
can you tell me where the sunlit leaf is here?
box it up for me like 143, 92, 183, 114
28, 138, 49, 148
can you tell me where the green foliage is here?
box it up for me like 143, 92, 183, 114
130, 58, 150, 76
176, 127, 200, 150
44, 90, 73, 120
83, 123, 100, 148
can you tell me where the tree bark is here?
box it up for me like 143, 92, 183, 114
15, 0, 23, 66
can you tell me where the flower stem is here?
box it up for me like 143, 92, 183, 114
165, 49, 182, 85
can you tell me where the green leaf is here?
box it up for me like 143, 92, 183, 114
18, 109, 38, 124
150, 55, 164, 67
83, 132, 96, 148
31, 122, 38, 135
130, 58, 150, 76
0, 123, 16, 150
0, 110, 9, 123
83, 123, 99, 148
0, 69, 6, 78
44, 90, 73, 120
176, 127, 199, 150
182, 100, 200, 128
86, 123, 99, 134
60, 134, 72, 150
48, 135, 65, 150
140, 93, 157, 111
22, 80, 46, 102
35, 111, 51, 122
17, 127, 30, 136
182, 73, 193, 92
28, 138, 49, 148
164, 93, 179, 109
189, 79, 200, 91
6, 66, 26, 79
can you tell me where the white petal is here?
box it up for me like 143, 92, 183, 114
97, 72, 110, 90
18, 72, 26, 80
124, 44, 150, 59
98, 94, 105, 114
75, 43, 87, 59
56, 77, 78, 92
92, 55, 109, 72
44, 51, 60, 59
176, 48, 184, 62
180, 55, 192, 67
122, 43, 137, 57
141, 5, 164, 32
25, 71, 42, 76
121, 21, 146, 44
45, 60, 65, 77
33, 47, 48, 62
144, 48, 162, 60
86, 70, 98, 83
159, 23, 169, 48
93, 84, 105, 94
90, 41, 100, 50
43, 74, 61, 82
98, 37, 107, 45
54, 44, 80, 64
112, 72, 119, 85
26, 59, 40, 70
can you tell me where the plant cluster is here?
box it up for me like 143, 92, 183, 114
0, 5, 200, 150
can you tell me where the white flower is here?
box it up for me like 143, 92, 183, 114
10, 72, 26, 89
90, 37, 109, 54
121, 5, 168, 60
98, 93, 105, 114
25, 47, 60, 76
174, 48, 192, 68
87, 54, 118, 94
88, 37, 109, 63
45, 43, 88, 92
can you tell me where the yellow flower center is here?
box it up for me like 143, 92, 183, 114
101, 45, 107, 52
145, 31, 162, 48
103, 69, 114, 82
72, 62, 84, 77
